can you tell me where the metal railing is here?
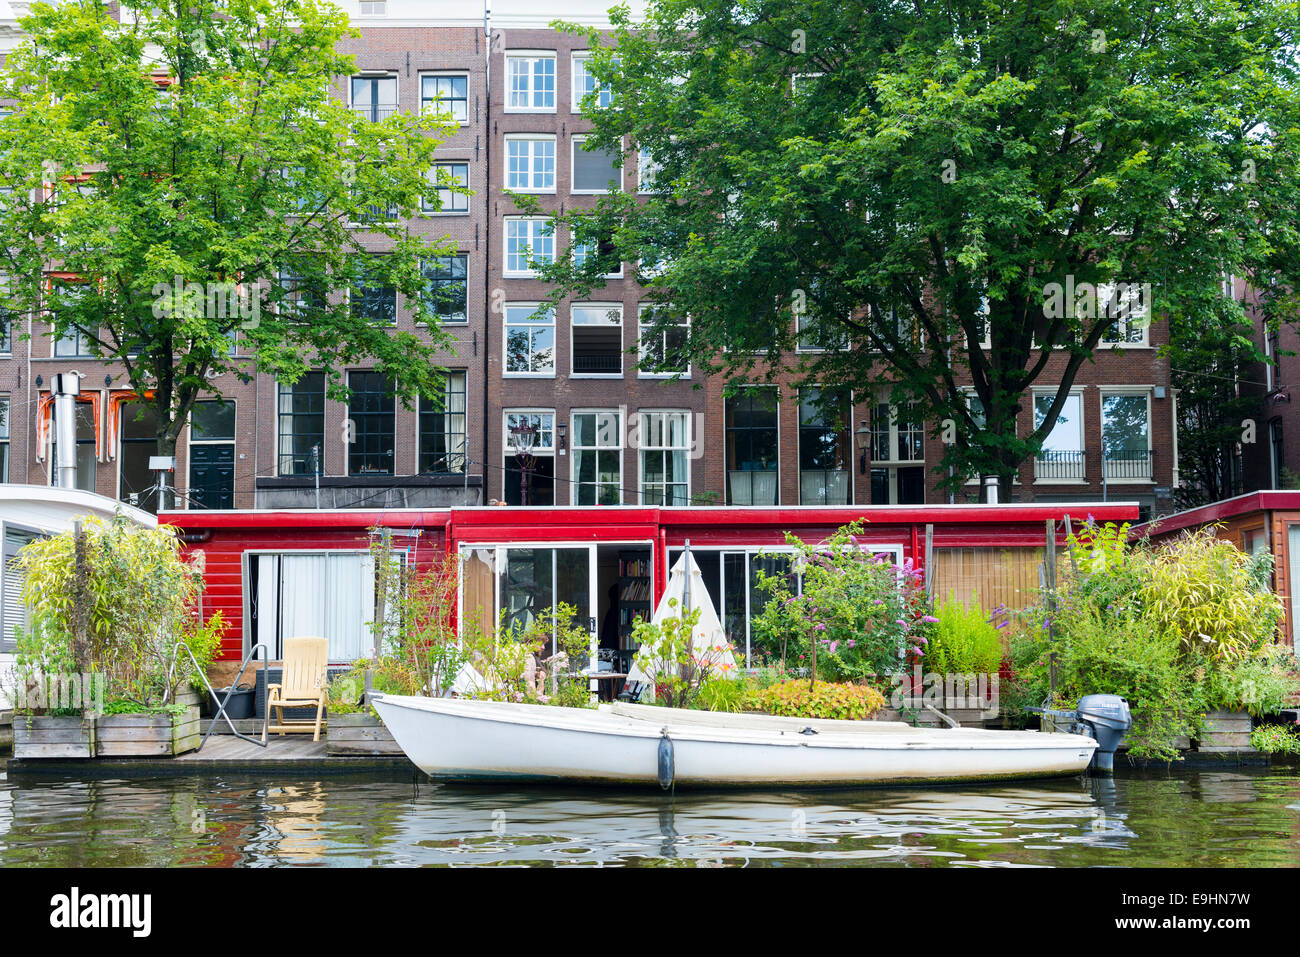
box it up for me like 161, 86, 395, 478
572, 352, 622, 374
352, 103, 399, 122
1103, 448, 1153, 481
1034, 449, 1086, 481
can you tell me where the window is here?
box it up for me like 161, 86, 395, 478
276, 266, 320, 318
419, 372, 466, 474
347, 371, 394, 476
799, 388, 850, 505
422, 254, 467, 324
503, 410, 555, 505
1272, 419, 1285, 490
3, 525, 42, 653
0, 396, 9, 482
0, 276, 11, 354
504, 304, 555, 375
572, 136, 621, 193
572, 410, 622, 505
638, 304, 689, 376
638, 146, 662, 193
504, 218, 554, 275
118, 402, 160, 512
189, 400, 235, 509
1101, 391, 1152, 481
572, 231, 622, 277
51, 284, 93, 356
571, 53, 612, 111
505, 136, 556, 192
795, 311, 849, 352
359, 0, 387, 15
350, 257, 396, 324
870, 397, 924, 505
1033, 390, 1085, 481
249, 552, 375, 662
725, 387, 779, 505
351, 75, 397, 122
421, 73, 468, 124
426, 162, 469, 213
640, 411, 690, 505
505, 53, 556, 112
277, 373, 325, 476
51, 401, 96, 494
1098, 284, 1151, 346
571, 303, 622, 376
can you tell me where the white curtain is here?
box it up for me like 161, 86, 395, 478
258, 553, 374, 662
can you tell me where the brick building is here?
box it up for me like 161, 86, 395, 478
0, 0, 1180, 521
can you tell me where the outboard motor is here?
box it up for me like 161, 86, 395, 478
1032, 694, 1133, 774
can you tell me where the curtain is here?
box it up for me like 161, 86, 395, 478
258, 552, 374, 662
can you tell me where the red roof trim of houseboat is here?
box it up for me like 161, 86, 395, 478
1132, 491, 1300, 539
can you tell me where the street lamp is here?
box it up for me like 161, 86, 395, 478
509, 419, 538, 506
854, 419, 871, 475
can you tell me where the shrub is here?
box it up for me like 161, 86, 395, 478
631, 600, 736, 709
1204, 646, 1300, 717
745, 680, 886, 721
1250, 724, 1300, 755
696, 676, 747, 713
927, 594, 1003, 677
750, 522, 931, 683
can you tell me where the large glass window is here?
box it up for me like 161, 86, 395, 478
118, 402, 160, 512
572, 136, 621, 192
869, 396, 924, 504
506, 54, 556, 111
505, 136, 556, 192
571, 53, 613, 111
571, 304, 622, 376
573, 411, 622, 505
348, 371, 395, 476
1034, 391, 1085, 481
504, 218, 554, 275
503, 411, 555, 506
1101, 392, 1152, 481
419, 372, 467, 475
250, 552, 375, 662
639, 411, 690, 505
638, 305, 688, 376
351, 75, 397, 122
421, 74, 468, 124
277, 373, 325, 477
725, 387, 779, 505
423, 254, 467, 324
426, 162, 469, 213
798, 387, 850, 505
504, 304, 555, 375
189, 400, 235, 509
351, 257, 397, 325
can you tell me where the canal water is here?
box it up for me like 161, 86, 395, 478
0, 767, 1297, 866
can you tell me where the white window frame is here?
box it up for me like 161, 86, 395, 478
503, 302, 556, 378
638, 304, 690, 378
503, 217, 555, 277
504, 134, 557, 193
571, 134, 622, 194
571, 233, 623, 278
638, 410, 691, 505
570, 302, 624, 379
243, 549, 379, 663
571, 408, 623, 505
1097, 283, 1152, 347
0, 395, 10, 483
424, 161, 470, 214
1099, 387, 1154, 483
504, 51, 557, 113
419, 71, 469, 126
1032, 386, 1086, 484
637, 145, 663, 194
348, 73, 399, 123
571, 52, 612, 113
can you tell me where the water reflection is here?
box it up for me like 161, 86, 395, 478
0, 768, 1297, 867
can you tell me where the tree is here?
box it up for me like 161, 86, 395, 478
0, 0, 464, 502
526, 0, 1300, 497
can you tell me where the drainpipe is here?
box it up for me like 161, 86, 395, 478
53, 371, 82, 490
481, 4, 492, 505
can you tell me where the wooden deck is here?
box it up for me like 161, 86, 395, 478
5, 728, 417, 777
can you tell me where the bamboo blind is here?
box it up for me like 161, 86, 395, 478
929, 547, 1044, 613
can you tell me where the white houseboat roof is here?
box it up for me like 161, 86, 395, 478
0, 485, 157, 534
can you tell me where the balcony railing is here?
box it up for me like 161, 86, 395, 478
1104, 448, 1154, 482
1034, 449, 1086, 481
352, 103, 399, 122
572, 352, 622, 375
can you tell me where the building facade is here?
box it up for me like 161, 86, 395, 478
0, 0, 1181, 521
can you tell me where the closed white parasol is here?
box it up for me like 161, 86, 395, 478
627, 546, 737, 687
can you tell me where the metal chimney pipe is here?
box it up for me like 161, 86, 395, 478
983, 475, 999, 505
52, 371, 82, 490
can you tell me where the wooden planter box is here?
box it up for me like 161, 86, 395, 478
326, 713, 402, 756
97, 706, 201, 758
1197, 709, 1254, 753
13, 715, 96, 758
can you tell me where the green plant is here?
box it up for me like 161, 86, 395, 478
631, 599, 735, 709
467, 603, 596, 707
1204, 646, 1300, 717
745, 680, 886, 721
696, 676, 747, 713
1250, 724, 1300, 754
750, 522, 931, 684
928, 594, 1003, 677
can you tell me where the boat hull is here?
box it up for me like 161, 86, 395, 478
371, 694, 1098, 787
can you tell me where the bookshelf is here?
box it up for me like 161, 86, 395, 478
617, 550, 652, 651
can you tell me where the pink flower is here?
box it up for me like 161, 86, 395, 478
922, 615, 940, 624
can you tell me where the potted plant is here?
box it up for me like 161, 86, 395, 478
1199, 646, 1299, 752
9, 614, 97, 759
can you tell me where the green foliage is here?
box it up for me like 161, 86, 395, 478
528, 0, 1300, 491
696, 676, 747, 713
745, 680, 887, 721
14, 515, 222, 710
928, 594, 1003, 676
1204, 646, 1300, 718
101, 700, 188, 717
467, 603, 596, 708
631, 600, 735, 709
750, 522, 930, 683
0, 0, 464, 466
1250, 724, 1300, 755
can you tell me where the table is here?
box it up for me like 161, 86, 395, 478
576, 672, 629, 702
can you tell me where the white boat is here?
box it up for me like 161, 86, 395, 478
370, 693, 1099, 788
